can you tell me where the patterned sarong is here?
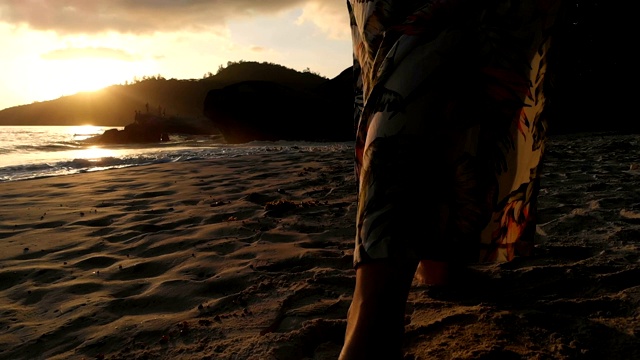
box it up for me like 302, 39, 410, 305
349, 0, 563, 266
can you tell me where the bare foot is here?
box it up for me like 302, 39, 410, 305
415, 260, 450, 286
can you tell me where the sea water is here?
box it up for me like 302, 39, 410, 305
0, 126, 354, 182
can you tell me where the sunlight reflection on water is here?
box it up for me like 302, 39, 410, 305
72, 145, 118, 160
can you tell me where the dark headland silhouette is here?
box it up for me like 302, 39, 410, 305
0, 1, 634, 143
0, 61, 327, 127
202, 67, 353, 143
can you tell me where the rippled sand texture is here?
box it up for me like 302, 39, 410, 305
0, 134, 639, 360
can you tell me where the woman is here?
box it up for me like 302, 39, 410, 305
340, 1, 564, 359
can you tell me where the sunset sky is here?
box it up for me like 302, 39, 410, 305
0, 0, 353, 111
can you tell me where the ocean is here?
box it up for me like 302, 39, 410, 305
3, 126, 639, 184
0, 125, 354, 182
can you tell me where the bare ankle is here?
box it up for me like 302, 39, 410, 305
415, 260, 450, 286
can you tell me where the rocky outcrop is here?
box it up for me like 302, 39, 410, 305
203, 68, 354, 144
86, 113, 218, 144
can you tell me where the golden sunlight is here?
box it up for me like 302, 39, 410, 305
74, 146, 117, 160
67, 125, 118, 141
49, 58, 128, 95
35, 57, 151, 101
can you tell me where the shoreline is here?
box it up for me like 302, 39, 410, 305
0, 135, 355, 183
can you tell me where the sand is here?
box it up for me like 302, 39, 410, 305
0, 135, 639, 360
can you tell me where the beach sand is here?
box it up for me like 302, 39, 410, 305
1, 135, 639, 360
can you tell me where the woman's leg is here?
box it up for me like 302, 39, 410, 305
339, 259, 419, 360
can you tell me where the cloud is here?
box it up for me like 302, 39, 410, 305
250, 46, 267, 53
296, 1, 351, 40
41, 46, 136, 61
0, 0, 313, 34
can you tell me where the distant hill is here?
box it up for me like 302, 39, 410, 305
0, 61, 330, 126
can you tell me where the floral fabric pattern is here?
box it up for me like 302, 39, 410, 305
349, 0, 562, 265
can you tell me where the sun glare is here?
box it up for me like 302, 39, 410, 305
75, 146, 117, 161
34, 56, 152, 102
50, 58, 128, 95
67, 125, 120, 141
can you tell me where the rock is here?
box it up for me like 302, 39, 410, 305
86, 112, 217, 144
203, 68, 354, 144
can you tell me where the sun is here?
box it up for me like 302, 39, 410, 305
41, 58, 131, 98
30, 54, 154, 103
